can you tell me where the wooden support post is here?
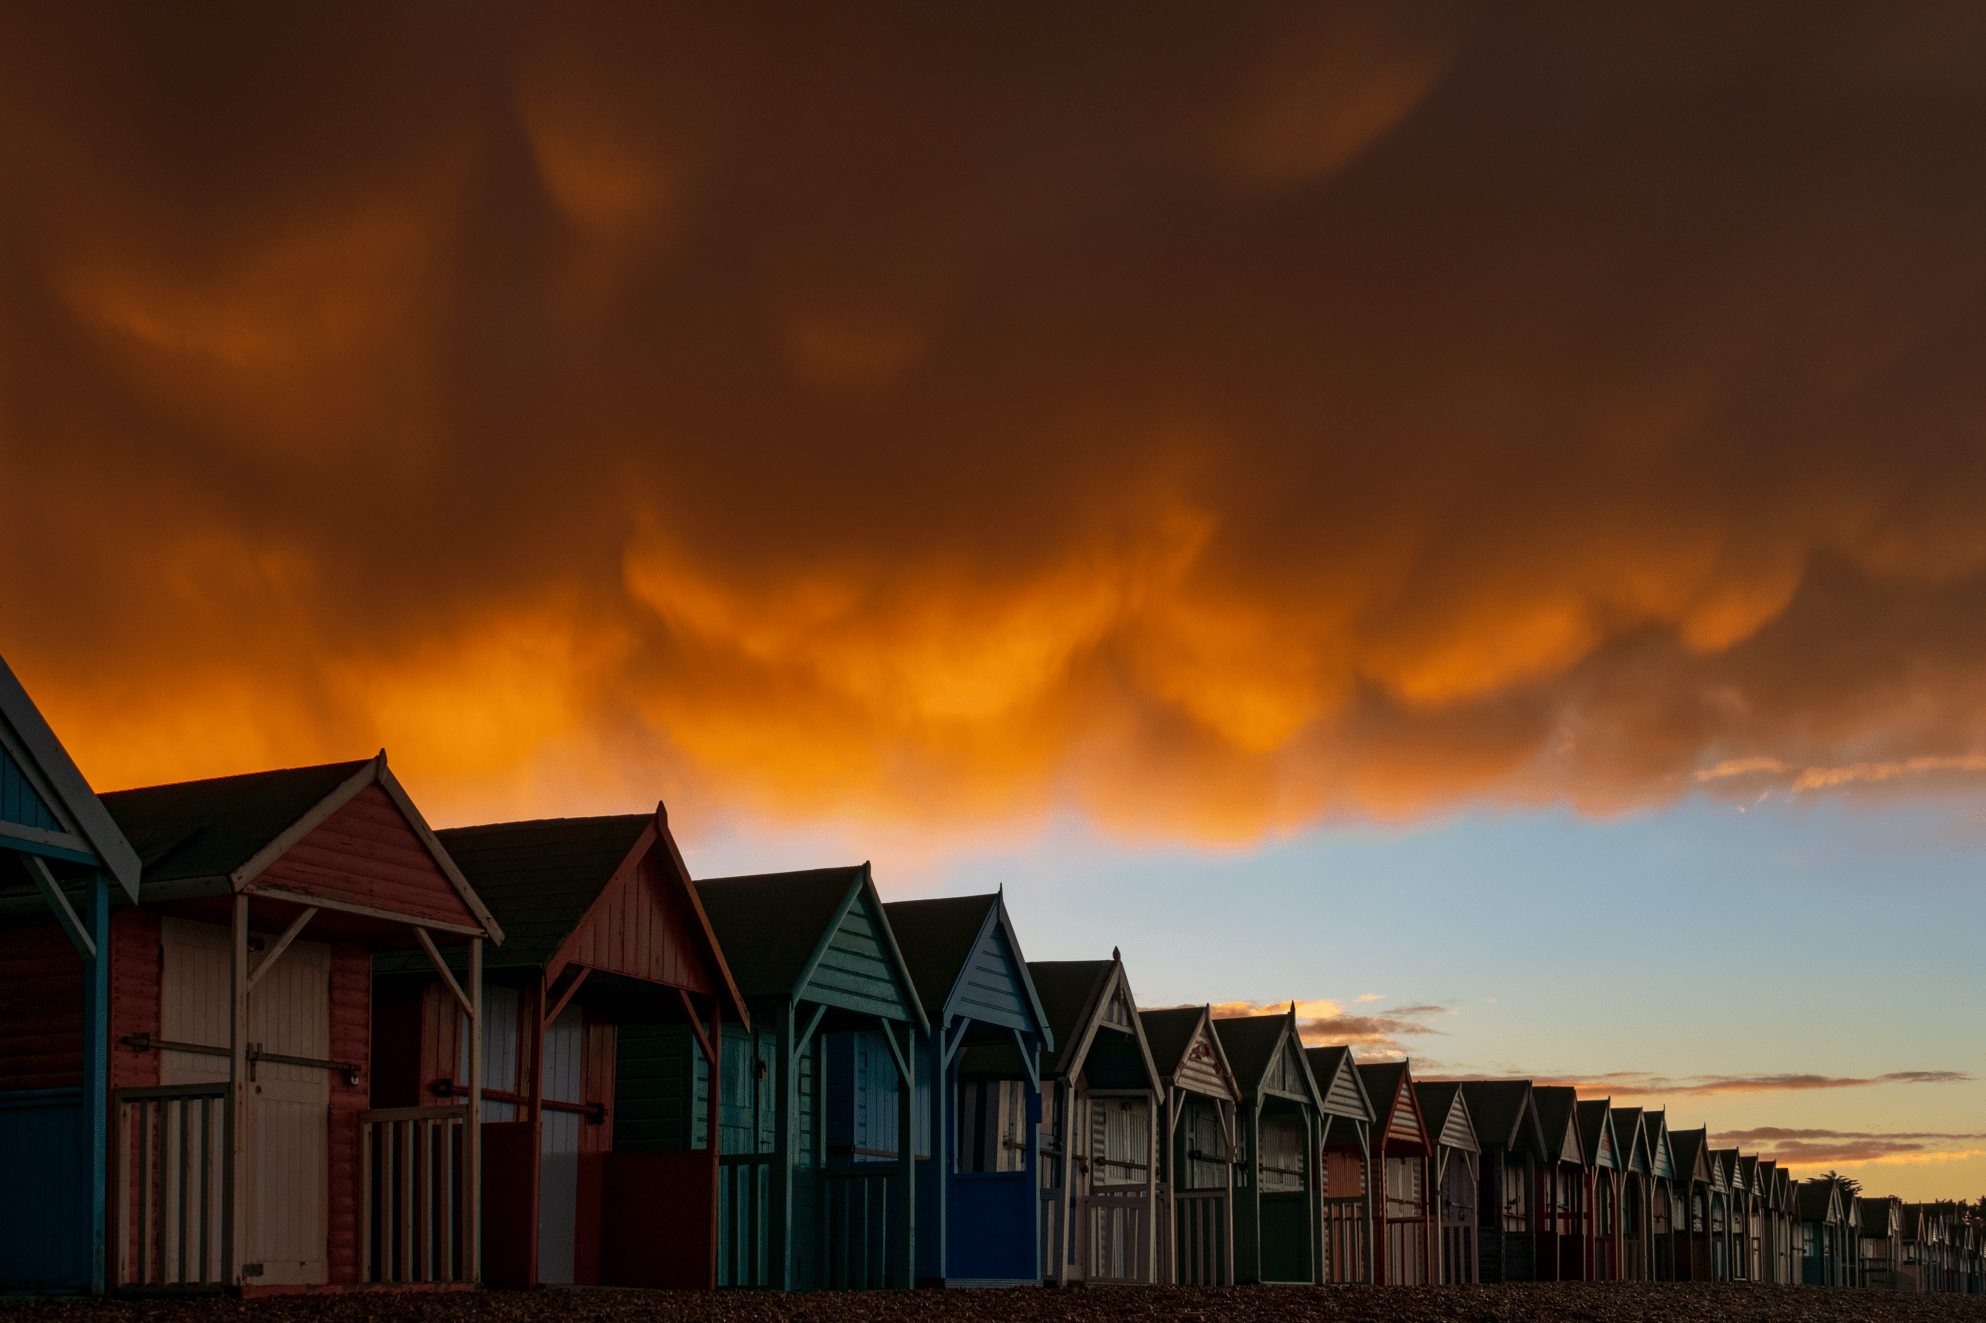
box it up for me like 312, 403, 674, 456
705, 992, 721, 1290
1024, 1036, 1041, 1285
772, 1000, 792, 1290
84, 871, 109, 1294
466, 937, 482, 1284
527, 970, 545, 1287
228, 893, 248, 1284
895, 1018, 915, 1289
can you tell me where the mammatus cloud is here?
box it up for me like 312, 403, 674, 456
1423, 1070, 1974, 1098
1712, 1127, 1986, 1168
1208, 998, 1453, 1057
6, 7, 1986, 834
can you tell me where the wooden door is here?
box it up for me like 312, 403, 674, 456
1083, 1095, 1151, 1282
539, 1003, 585, 1284
1257, 1109, 1308, 1282
159, 918, 329, 1286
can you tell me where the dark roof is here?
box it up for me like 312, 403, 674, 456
1138, 1006, 1207, 1077
1798, 1178, 1840, 1222
1211, 1012, 1292, 1093
102, 760, 370, 883
1576, 1099, 1612, 1161
1460, 1081, 1533, 1150
1858, 1196, 1896, 1234
1356, 1060, 1408, 1126
880, 894, 997, 1016
694, 866, 864, 998
1415, 1081, 1467, 1147
1532, 1086, 1581, 1165
1669, 1127, 1708, 1182
430, 815, 649, 969
1027, 959, 1112, 1074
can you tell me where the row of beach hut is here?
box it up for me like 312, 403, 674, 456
0, 651, 1978, 1295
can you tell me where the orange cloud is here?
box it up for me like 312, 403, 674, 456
1427, 1070, 1974, 1098
4, 7, 1986, 836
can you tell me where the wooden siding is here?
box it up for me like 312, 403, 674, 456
800, 903, 908, 1019
554, 846, 716, 993
109, 909, 162, 1093
948, 922, 1030, 1030
1261, 1041, 1305, 1097
1387, 1080, 1424, 1143
1173, 1021, 1234, 1102
253, 784, 475, 928
615, 1022, 707, 1150
1319, 1063, 1367, 1121
0, 922, 82, 1090
1435, 1099, 1478, 1153
0, 743, 60, 831
328, 941, 369, 1284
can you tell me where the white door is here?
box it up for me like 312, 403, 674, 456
160, 918, 330, 1286
1085, 1095, 1153, 1282
539, 1003, 585, 1285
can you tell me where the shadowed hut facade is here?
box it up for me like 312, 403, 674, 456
1211, 1009, 1322, 1285
0, 653, 143, 1294
1357, 1060, 1434, 1285
1138, 1005, 1238, 1285
1027, 951, 1161, 1285
1416, 1082, 1480, 1284
1576, 1100, 1620, 1281
881, 892, 1053, 1287
1529, 1086, 1588, 1281
1610, 1107, 1651, 1280
94, 755, 502, 1292
1800, 1177, 1848, 1286
695, 866, 928, 1290
1461, 1081, 1548, 1283
372, 808, 749, 1289
1306, 1045, 1376, 1284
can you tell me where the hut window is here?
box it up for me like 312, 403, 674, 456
1185, 1101, 1227, 1190
1691, 1194, 1704, 1233
959, 1079, 1025, 1172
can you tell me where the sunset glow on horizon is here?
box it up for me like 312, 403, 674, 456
3, 4, 1983, 1202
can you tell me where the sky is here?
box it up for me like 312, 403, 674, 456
1, 4, 1982, 1200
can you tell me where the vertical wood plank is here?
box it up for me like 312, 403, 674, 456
467, 937, 482, 1285
227, 894, 247, 1285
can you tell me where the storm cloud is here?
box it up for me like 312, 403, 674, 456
5, 4, 1986, 835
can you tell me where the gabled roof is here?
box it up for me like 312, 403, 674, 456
1305, 1046, 1376, 1125
1531, 1086, 1584, 1166
1858, 1195, 1901, 1236
1612, 1107, 1650, 1174
1028, 953, 1157, 1089
881, 892, 1051, 1046
1458, 1081, 1545, 1157
101, 752, 500, 939
1799, 1178, 1843, 1224
0, 651, 141, 899
1736, 1153, 1758, 1194
696, 863, 928, 1031
1357, 1059, 1430, 1150
1212, 1008, 1320, 1105
392, 807, 749, 1023
1666, 1127, 1712, 1188
1644, 1110, 1676, 1180
1415, 1081, 1480, 1154
1139, 1004, 1241, 1102
1576, 1099, 1617, 1170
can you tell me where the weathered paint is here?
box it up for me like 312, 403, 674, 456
257, 785, 476, 930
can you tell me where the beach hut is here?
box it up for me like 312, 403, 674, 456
1798, 1177, 1847, 1286
1666, 1126, 1716, 1281
1355, 1060, 1434, 1285
1609, 1108, 1651, 1280
694, 865, 928, 1290
1860, 1195, 1903, 1290
1530, 1086, 1587, 1280
88, 754, 504, 1292
371, 808, 750, 1288
1460, 1081, 1549, 1282
1758, 1162, 1795, 1283
880, 893, 1053, 1288
1575, 1100, 1620, 1280
1306, 1045, 1376, 1284
1736, 1154, 1764, 1280
1642, 1110, 1678, 1280
1416, 1082, 1480, 1284
1139, 1005, 1238, 1285
1027, 951, 1161, 1285
1211, 1009, 1322, 1284
0, 653, 142, 1294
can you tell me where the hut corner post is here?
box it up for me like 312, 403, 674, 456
228, 892, 249, 1285
895, 1017, 915, 1289
84, 872, 110, 1294
467, 937, 482, 1285
706, 993, 720, 1291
